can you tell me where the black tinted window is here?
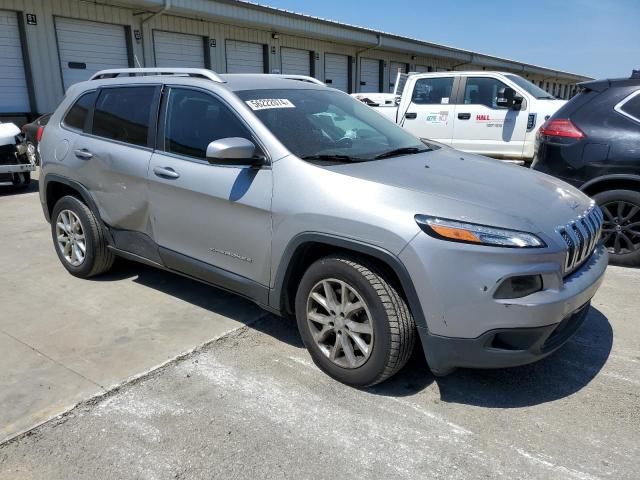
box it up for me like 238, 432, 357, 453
620, 91, 640, 121
63, 91, 96, 130
464, 77, 510, 108
164, 88, 252, 159
412, 77, 454, 105
92, 87, 157, 147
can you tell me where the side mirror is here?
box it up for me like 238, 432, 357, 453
496, 87, 524, 110
205, 137, 265, 167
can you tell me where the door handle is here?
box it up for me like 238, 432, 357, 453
458, 113, 471, 120
405, 112, 417, 119
73, 149, 93, 160
153, 166, 180, 179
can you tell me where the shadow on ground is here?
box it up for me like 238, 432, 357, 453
0, 178, 38, 197
89, 258, 613, 409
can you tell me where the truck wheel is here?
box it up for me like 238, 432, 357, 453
51, 195, 115, 278
295, 255, 415, 387
594, 189, 640, 267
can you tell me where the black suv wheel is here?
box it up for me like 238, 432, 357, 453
594, 189, 640, 266
295, 255, 415, 387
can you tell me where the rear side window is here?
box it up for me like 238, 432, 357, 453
163, 88, 252, 159
618, 91, 640, 123
63, 91, 97, 130
412, 77, 454, 105
92, 86, 157, 147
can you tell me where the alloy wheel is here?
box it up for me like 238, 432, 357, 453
306, 278, 374, 369
55, 210, 86, 266
600, 200, 640, 255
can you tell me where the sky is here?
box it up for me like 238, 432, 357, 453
255, 0, 639, 79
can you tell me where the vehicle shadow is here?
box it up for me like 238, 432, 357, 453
371, 307, 613, 408
0, 178, 38, 197
92, 259, 613, 408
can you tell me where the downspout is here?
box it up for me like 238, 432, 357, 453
140, 0, 172, 67
355, 34, 382, 93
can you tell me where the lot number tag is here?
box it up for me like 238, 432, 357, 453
246, 99, 295, 111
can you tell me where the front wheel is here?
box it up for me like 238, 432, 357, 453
295, 255, 415, 387
594, 189, 640, 266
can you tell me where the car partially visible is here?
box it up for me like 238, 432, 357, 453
21, 113, 51, 166
532, 70, 640, 266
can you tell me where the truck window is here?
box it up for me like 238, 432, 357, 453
411, 77, 454, 105
463, 77, 510, 109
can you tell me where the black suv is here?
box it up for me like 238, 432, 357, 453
533, 70, 640, 266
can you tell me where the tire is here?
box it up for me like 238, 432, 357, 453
51, 195, 115, 278
295, 255, 415, 387
593, 189, 640, 267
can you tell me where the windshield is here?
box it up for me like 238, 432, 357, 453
236, 88, 426, 161
505, 74, 555, 99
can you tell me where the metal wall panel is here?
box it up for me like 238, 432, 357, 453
0, 9, 30, 112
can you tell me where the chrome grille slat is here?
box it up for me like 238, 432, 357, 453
557, 204, 603, 275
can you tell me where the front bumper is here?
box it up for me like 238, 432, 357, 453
400, 233, 608, 375
0, 163, 36, 174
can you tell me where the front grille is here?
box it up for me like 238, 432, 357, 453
557, 204, 603, 275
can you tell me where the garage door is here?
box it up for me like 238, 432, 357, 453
0, 10, 30, 113
415, 65, 430, 73
281, 47, 310, 76
360, 58, 380, 93
226, 40, 264, 73
389, 62, 407, 92
324, 53, 349, 92
154, 31, 205, 68
56, 18, 130, 90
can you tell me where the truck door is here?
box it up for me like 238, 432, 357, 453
400, 76, 456, 145
452, 76, 528, 158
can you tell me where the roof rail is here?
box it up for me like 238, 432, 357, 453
90, 68, 225, 83
270, 74, 326, 86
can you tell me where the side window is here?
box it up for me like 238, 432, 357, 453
411, 77, 454, 105
619, 91, 640, 123
164, 88, 252, 159
63, 91, 97, 131
92, 86, 157, 147
463, 77, 511, 108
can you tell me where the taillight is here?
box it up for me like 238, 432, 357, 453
35, 126, 44, 142
539, 118, 584, 139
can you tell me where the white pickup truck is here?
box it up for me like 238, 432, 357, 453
352, 71, 567, 164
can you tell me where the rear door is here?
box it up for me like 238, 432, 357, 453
452, 76, 528, 157
147, 86, 272, 286
400, 75, 456, 145
68, 85, 159, 233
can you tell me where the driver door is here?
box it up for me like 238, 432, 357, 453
147, 86, 273, 287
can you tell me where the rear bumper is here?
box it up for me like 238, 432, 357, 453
421, 302, 590, 375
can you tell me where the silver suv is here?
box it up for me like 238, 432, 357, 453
39, 68, 608, 387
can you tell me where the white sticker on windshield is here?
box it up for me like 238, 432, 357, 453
245, 99, 295, 110
441, 97, 449, 104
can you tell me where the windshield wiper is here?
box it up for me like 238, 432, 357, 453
374, 147, 428, 160
301, 154, 364, 163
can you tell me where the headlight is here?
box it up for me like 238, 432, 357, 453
415, 215, 546, 248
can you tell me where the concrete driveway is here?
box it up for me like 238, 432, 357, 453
0, 178, 268, 443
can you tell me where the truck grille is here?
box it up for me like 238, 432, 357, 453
557, 204, 603, 275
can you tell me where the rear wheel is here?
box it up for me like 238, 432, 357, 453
51, 195, 115, 277
295, 255, 415, 387
594, 189, 640, 266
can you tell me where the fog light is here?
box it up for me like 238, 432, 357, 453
494, 275, 543, 299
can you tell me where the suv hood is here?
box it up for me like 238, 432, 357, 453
323, 148, 592, 236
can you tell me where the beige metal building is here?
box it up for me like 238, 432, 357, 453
0, 0, 591, 119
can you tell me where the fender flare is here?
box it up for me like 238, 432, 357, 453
269, 232, 428, 331
580, 174, 640, 193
